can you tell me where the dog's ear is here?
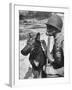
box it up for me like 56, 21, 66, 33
35, 32, 40, 41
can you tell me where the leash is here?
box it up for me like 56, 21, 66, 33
45, 36, 51, 75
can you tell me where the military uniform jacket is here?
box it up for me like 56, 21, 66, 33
51, 33, 64, 69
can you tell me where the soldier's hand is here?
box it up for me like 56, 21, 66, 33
45, 65, 57, 74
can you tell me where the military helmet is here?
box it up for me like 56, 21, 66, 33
46, 15, 63, 32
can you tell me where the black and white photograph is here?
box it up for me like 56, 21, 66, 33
19, 10, 64, 79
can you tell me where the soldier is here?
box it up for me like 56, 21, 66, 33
45, 14, 64, 76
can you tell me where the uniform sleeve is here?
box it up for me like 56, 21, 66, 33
51, 32, 64, 69
55, 32, 64, 51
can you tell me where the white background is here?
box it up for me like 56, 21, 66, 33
0, 0, 72, 89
